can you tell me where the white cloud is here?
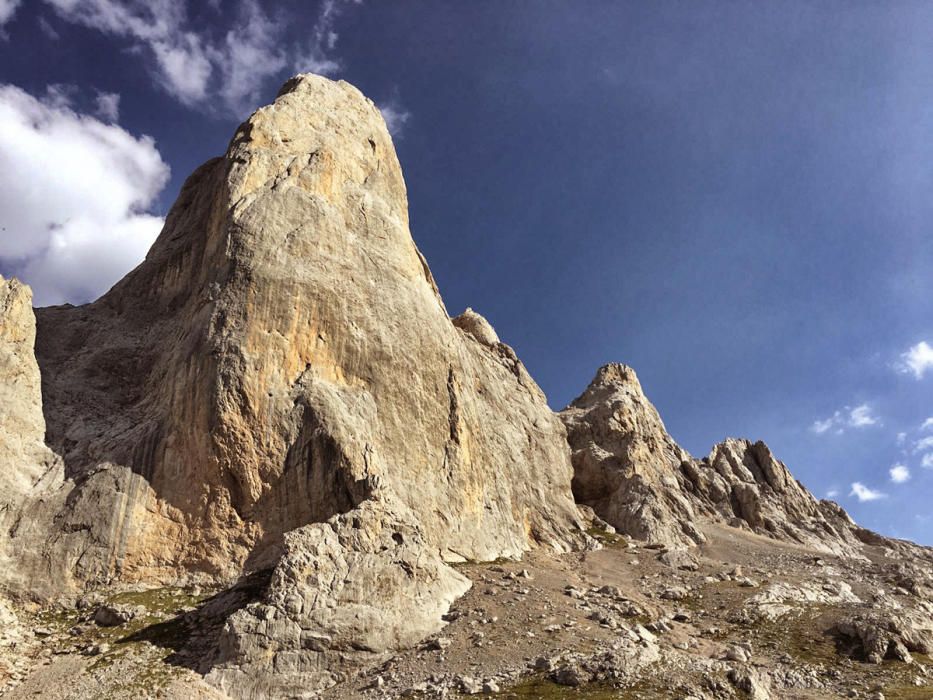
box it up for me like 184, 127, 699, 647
30, 1, 363, 116
44, 83, 77, 109
42, 0, 210, 106
811, 404, 879, 435
921, 418, 933, 432
826, 489, 839, 499
922, 453, 933, 469
897, 431, 908, 445
378, 101, 411, 138
149, 33, 213, 105
848, 404, 878, 427
889, 464, 910, 484
915, 436, 933, 453
0, 0, 20, 27
215, 0, 287, 115
811, 413, 839, 434
898, 341, 933, 380
94, 91, 120, 121
292, 0, 359, 77
0, 84, 169, 305
850, 482, 886, 502
38, 16, 60, 39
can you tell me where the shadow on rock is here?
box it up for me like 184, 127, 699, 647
120, 569, 273, 675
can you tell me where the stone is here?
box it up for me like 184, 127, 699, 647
727, 668, 772, 699
661, 587, 688, 601
552, 664, 585, 687
0, 277, 55, 502
208, 498, 471, 695
658, 549, 700, 571
725, 645, 750, 663
560, 364, 705, 548
744, 581, 861, 622
458, 675, 483, 694
0, 277, 64, 594
832, 613, 931, 664
426, 636, 452, 651
93, 604, 140, 627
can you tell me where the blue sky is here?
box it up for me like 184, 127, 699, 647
0, 1, 931, 543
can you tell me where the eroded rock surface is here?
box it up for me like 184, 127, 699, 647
3, 74, 584, 596
208, 498, 471, 696
0, 278, 57, 541
560, 364, 705, 547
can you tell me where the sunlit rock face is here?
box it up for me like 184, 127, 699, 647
0, 277, 60, 590
2, 74, 583, 597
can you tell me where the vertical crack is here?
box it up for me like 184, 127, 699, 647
446, 366, 461, 445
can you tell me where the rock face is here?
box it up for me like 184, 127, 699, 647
1, 73, 584, 691
0, 277, 65, 592
10, 74, 584, 587
561, 364, 863, 556
559, 364, 705, 547
0, 277, 53, 510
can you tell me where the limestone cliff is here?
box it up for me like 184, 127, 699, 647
561, 363, 864, 556
0, 76, 588, 690
5, 74, 584, 595
0, 277, 61, 587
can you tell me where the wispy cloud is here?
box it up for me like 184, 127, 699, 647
922, 453, 933, 469
0, 0, 20, 28
810, 415, 839, 435
37, 0, 362, 117
811, 403, 879, 435
378, 99, 411, 138
848, 404, 878, 427
921, 417, 933, 432
898, 341, 933, 380
850, 482, 886, 502
889, 464, 910, 484
94, 91, 120, 122
215, 0, 287, 114
915, 436, 933, 453
293, 0, 360, 76
826, 488, 840, 499
37, 15, 59, 40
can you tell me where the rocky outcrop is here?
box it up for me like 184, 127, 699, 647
559, 364, 704, 547
688, 438, 863, 556
207, 497, 471, 696
562, 364, 864, 556
832, 611, 933, 664
0, 277, 65, 592
1, 74, 585, 692
0, 278, 56, 518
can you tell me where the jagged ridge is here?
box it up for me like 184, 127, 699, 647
561, 363, 865, 557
